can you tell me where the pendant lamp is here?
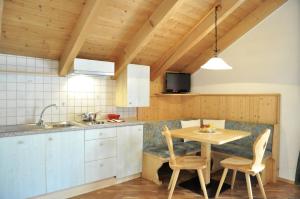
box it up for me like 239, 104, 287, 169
202, 6, 232, 70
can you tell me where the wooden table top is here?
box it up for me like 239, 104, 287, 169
170, 127, 251, 145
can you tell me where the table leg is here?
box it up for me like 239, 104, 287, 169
180, 143, 231, 197
201, 143, 211, 184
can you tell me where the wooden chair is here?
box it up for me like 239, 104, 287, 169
162, 126, 208, 199
215, 129, 271, 199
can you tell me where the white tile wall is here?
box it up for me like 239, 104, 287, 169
0, 53, 136, 126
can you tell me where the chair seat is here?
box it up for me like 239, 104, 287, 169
221, 157, 265, 174
171, 156, 206, 170
144, 141, 201, 159
212, 143, 272, 159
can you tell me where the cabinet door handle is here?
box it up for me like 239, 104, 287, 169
99, 133, 103, 136
99, 164, 103, 167
17, 141, 24, 144
99, 143, 103, 146
48, 137, 53, 141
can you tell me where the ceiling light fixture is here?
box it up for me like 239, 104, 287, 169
202, 5, 232, 70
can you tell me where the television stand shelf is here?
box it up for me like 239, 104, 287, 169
151, 93, 280, 97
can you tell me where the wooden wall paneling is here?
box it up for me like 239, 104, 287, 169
218, 96, 227, 119
257, 95, 278, 124
239, 96, 251, 122
249, 96, 259, 123
157, 96, 182, 120
137, 96, 159, 121
225, 96, 238, 121
150, 76, 164, 96
182, 96, 201, 119
199, 96, 221, 119
138, 94, 280, 125
225, 96, 250, 122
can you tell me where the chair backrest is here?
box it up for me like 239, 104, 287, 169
251, 129, 271, 170
162, 126, 176, 165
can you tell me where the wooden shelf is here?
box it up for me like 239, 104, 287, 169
152, 93, 198, 97
152, 93, 281, 97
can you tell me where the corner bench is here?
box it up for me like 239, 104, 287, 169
142, 120, 200, 185
142, 119, 279, 186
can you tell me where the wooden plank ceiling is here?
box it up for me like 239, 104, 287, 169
0, 0, 286, 78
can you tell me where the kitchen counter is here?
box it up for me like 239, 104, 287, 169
0, 120, 144, 138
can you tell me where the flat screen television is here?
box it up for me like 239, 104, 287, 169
165, 72, 191, 93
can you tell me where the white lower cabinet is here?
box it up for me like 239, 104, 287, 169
46, 131, 84, 193
85, 138, 117, 162
0, 125, 143, 198
0, 134, 46, 199
84, 128, 117, 183
117, 125, 143, 178
85, 157, 116, 183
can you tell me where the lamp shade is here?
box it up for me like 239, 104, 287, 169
201, 57, 232, 70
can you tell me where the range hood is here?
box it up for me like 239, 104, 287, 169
72, 58, 115, 76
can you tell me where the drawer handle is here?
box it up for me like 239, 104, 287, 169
17, 141, 24, 144
99, 164, 103, 167
99, 143, 103, 146
99, 133, 103, 136
48, 137, 53, 141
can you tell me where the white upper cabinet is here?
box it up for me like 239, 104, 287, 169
116, 64, 150, 107
0, 134, 46, 199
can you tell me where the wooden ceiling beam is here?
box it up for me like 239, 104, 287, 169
0, 0, 3, 38
59, 0, 103, 76
183, 0, 287, 74
114, 0, 185, 79
150, 0, 245, 81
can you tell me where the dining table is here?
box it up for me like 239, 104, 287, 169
169, 126, 251, 197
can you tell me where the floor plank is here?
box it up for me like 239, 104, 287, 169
71, 175, 300, 199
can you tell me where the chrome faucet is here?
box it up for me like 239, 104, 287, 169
37, 104, 57, 127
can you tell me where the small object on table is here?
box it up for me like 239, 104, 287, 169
199, 124, 216, 133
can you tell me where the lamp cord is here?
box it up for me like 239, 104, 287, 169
214, 6, 218, 57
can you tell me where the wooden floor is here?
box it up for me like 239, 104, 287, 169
71, 171, 300, 199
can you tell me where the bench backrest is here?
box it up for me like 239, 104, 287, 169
142, 119, 275, 153
225, 120, 274, 152
143, 120, 182, 149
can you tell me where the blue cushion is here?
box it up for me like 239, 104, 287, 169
143, 120, 182, 149
225, 120, 274, 152
212, 143, 272, 159
144, 141, 201, 159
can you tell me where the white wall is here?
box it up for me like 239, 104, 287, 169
191, 0, 300, 181
0, 54, 136, 126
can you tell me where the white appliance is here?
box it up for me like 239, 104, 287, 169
72, 58, 115, 76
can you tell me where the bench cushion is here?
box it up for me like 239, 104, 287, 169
144, 141, 200, 159
212, 143, 272, 159
143, 120, 182, 149
225, 120, 274, 152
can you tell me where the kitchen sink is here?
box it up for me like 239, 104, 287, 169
44, 121, 76, 129
26, 121, 77, 130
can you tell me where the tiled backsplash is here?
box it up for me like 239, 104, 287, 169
0, 53, 136, 126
